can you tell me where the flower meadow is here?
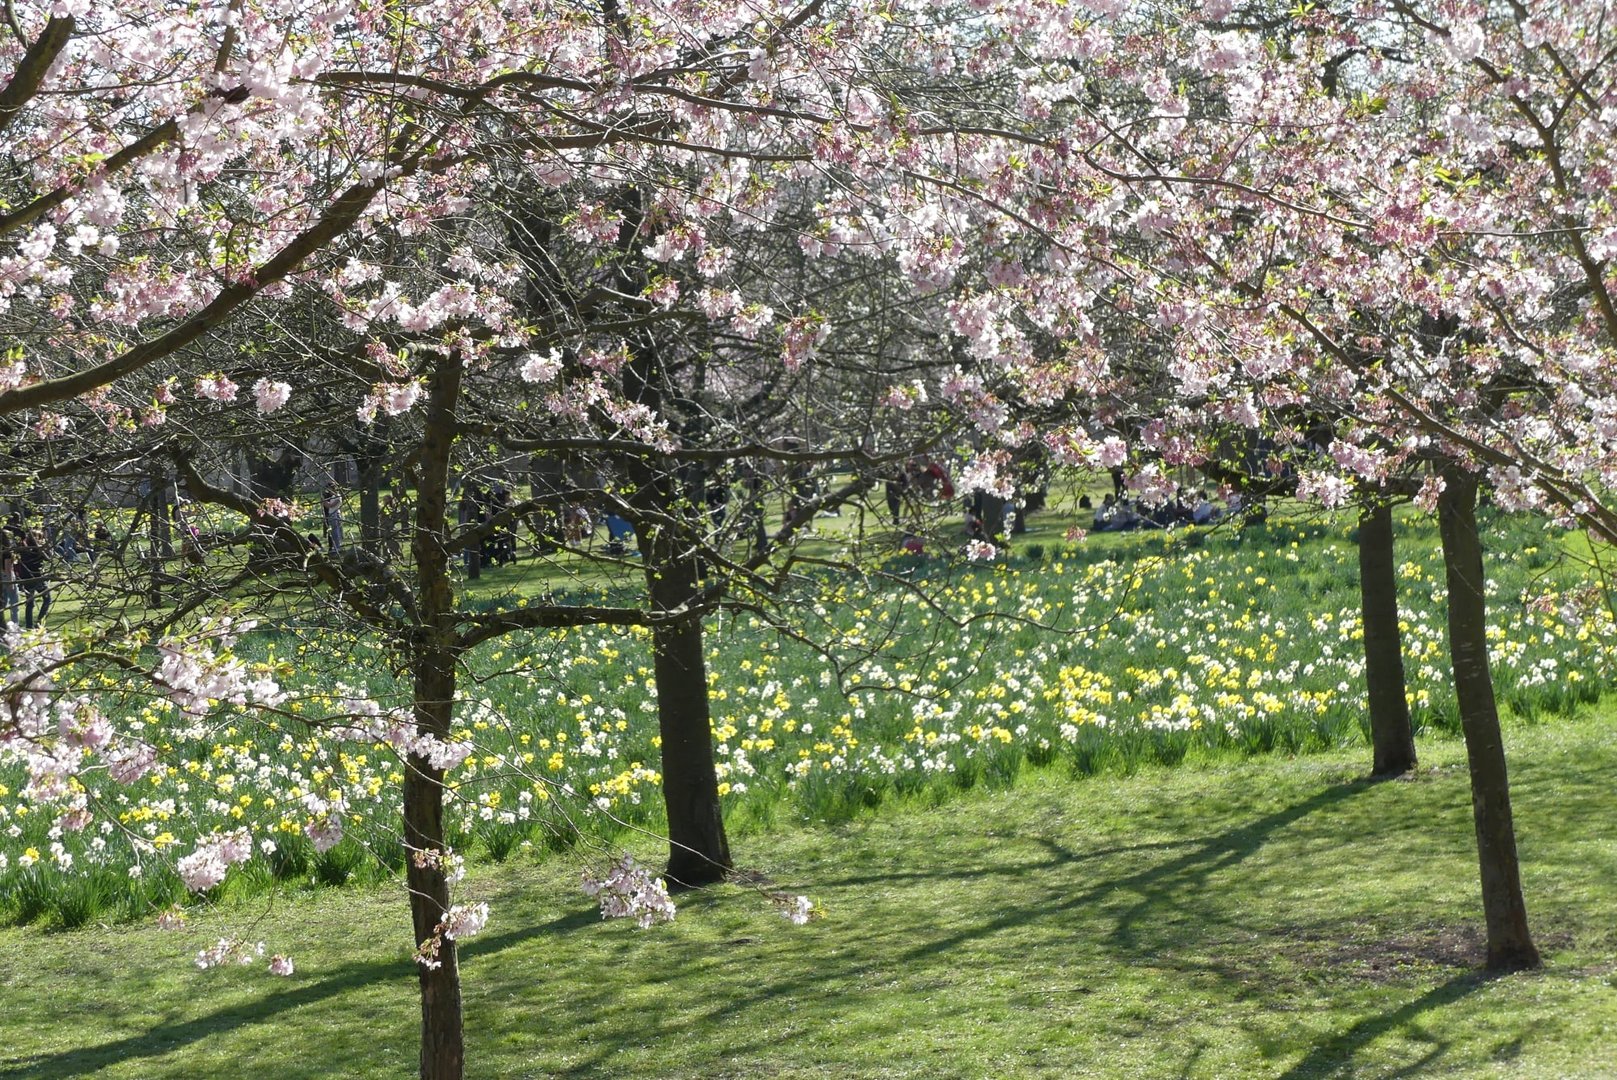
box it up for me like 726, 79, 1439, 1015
1, 511, 1610, 930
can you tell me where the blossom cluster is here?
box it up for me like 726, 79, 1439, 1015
580, 855, 677, 929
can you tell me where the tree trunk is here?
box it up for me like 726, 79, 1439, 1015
629, 465, 732, 887
615, 186, 733, 888
1358, 501, 1417, 776
982, 492, 1010, 543
360, 453, 383, 558
146, 465, 171, 606
404, 352, 468, 1078
748, 475, 769, 557
406, 659, 464, 1080
647, 552, 731, 887
1436, 468, 1540, 971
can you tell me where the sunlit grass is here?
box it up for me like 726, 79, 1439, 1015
2, 714, 1614, 1078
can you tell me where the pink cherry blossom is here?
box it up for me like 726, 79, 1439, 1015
253, 379, 292, 414
194, 374, 239, 403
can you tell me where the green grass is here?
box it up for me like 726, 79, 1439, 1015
3, 714, 1615, 1078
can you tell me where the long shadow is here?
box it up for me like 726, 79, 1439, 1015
1274, 971, 1494, 1079
532, 780, 1385, 1078
1, 909, 599, 1079
1102, 780, 1376, 952
890, 779, 1375, 967
810, 836, 1203, 889
4, 779, 1386, 1078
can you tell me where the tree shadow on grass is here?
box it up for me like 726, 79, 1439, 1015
886, 778, 1376, 968
5, 776, 1502, 1080
531, 779, 1393, 1077
0, 908, 600, 1080
808, 836, 1203, 890
1274, 971, 1497, 1079
1100, 780, 1383, 954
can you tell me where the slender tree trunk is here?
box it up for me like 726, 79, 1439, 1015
748, 473, 769, 557
146, 465, 171, 605
406, 659, 463, 1080
464, 507, 481, 580
627, 467, 732, 886
1437, 468, 1540, 971
1358, 501, 1417, 776
360, 451, 383, 558
646, 550, 731, 887
615, 186, 732, 888
405, 353, 468, 1078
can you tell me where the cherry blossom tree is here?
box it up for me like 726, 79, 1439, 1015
984, 0, 1617, 970
0, 3, 1082, 1076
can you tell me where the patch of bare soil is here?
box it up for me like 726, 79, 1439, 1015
1323, 923, 1488, 982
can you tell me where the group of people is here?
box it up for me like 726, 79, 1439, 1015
456, 482, 520, 572
0, 507, 125, 630
1, 515, 59, 629
885, 459, 955, 527
34, 508, 111, 567
315, 478, 639, 573
1086, 490, 1233, 533
545, 503, 638, 557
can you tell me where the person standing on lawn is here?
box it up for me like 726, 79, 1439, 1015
19, 529, 51, 628
322, 485, 345, 556
0, 538, 18, 628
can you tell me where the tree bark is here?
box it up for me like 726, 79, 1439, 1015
615, 186, 732, 888
404, 353, 468, 1078
746, 466, 769, 557
1358, 501, 1417, 776
627, 443, 732, 886
645, 548, 732, 887
360, 450, 384, 558
405, 659, 464, 1080
1436, 468, 1540, 971
146, 465, 171, 605
982, 492, 1010, 544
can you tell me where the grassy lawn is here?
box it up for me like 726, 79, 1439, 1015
3, 714, 1615, 1078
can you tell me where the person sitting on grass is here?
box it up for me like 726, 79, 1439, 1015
1114, 499, 1142, 531
602, 513, 636, 556
89, 517, 110, 565
1091, 494, 1111, 530
563, 504, 592, 545
965, 500, 986, 541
